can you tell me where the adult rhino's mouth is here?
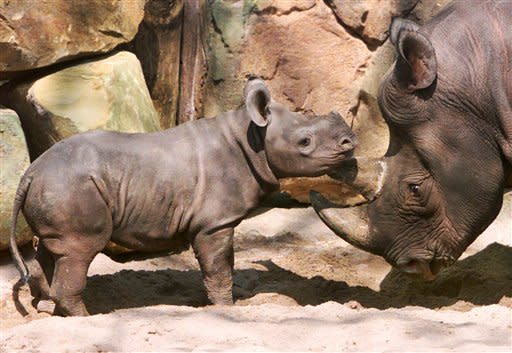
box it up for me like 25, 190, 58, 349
395, 257, 448, 281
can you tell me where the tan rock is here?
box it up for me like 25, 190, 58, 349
0, 108, 32, 250
349, 41, 393, 159
274, 0, 453, 202
0, 0, 145, 76
279, 176, 364, 205
255, 0, 316, 15
5, 51, 161, 159
205, 0, 371, 118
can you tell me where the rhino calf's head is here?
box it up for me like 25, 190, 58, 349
243, 78, 357, 178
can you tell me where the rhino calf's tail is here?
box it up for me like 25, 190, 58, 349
9, 176, 32, 284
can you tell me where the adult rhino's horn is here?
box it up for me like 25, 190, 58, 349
327, 157, 386, 202
310, 191, 373, 252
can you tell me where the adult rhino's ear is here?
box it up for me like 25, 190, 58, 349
390, 18, 437, 92
244, 77, 271, 127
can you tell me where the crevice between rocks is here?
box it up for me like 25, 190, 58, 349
98, 29, 128, 40
322, 1, 380, 52
253, 3, 317, 17
210, 12, 231, 53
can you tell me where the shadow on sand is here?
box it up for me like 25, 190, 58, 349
82, 243, 511, 314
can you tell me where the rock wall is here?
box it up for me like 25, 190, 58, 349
0, 0, 451, 247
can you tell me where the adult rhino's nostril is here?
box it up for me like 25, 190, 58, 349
429, 258, 447, 276
396, 258, 436, 281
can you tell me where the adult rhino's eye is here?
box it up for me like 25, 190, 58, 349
408, 184, 421, 196
299, 137, 311, 147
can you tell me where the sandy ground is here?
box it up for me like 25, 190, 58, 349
0, 191, 511, 352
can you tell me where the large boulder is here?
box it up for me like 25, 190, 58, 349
0, 108, 31, 250
0, 0, 145, 76
4, 51, 161, 160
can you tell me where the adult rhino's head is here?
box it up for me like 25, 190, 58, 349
311, 13, 510, 280
243, 77, 357, 178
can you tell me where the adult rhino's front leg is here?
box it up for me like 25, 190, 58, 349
192, 228, 234, 305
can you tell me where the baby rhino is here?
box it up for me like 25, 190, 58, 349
10, 78, 356, 316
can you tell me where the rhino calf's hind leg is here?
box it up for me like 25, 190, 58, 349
49, 254, 94, 316
27, 243, 54, 313
193, 228, 235, 305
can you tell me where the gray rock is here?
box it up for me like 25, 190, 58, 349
0, 108, 31, 250
5, 51, 161, 159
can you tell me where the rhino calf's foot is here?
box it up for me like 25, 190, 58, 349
36, 299, 56, 315
52, 296, 89, 317
204, 277, 234, 305
207, 293, 234, 305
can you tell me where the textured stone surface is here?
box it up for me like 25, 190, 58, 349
205, 0, 371, 118
131, 0, 184, 128
0, 108, 31, 249
325, 0, 420, 48
4, 51, 161, 160
0, 0, 145, 76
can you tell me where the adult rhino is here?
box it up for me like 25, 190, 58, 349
311, 0, 511, 280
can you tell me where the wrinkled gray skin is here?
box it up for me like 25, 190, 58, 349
9, 78, 356, 316
311, 1, 512, 280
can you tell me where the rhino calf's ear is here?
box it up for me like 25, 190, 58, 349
244, 78, 271, 127
390, 18, 437, 92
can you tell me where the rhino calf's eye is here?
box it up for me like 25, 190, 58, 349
299, 137, 311, 147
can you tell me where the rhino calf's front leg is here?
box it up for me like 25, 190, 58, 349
192, 228, 235, 305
